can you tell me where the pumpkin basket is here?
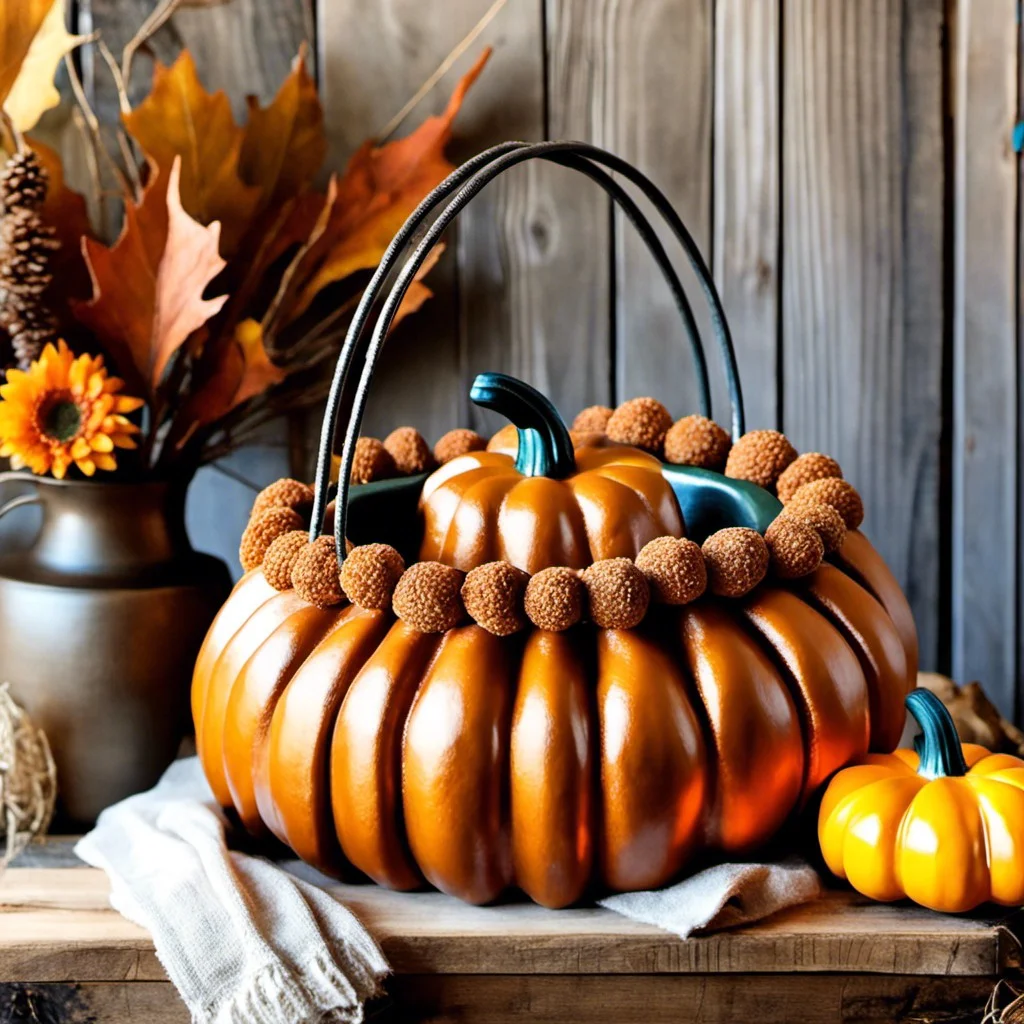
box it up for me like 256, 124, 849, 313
192, 141, 918, 908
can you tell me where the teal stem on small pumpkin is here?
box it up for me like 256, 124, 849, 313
907, 688, 968, 780
469, 372, 576, 479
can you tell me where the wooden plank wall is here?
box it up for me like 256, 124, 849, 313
61, 0, 1023, 716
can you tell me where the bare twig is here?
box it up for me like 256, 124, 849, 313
377, 0, 506, 141
97, 39, 143, 200
122, 0, 182, 86
64, 52, 134, 200
0, 110, 24, 156
71, 107, 104, 226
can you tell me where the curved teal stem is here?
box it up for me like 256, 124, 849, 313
469, 372, 576, 479
907, 688, 968, 779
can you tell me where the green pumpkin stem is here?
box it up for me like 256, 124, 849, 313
907, 688, 968, 780
469, 372, 576, 479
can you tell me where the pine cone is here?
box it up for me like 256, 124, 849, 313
0, 209, 58, 295
2, 302, 55, 367
0, 153, 48, 210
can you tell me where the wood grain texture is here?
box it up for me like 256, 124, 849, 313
782, 0, 944, 674
461, 0, 600, 436
952, 0, 1019, 715
0, 983, 189, 1023
611, 0, 715, 422
1, 867, 1016, 981
713, 0, 779, 433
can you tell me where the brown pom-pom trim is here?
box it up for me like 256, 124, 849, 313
352, 437, 396, 485
461, 561, 529, 636
765, 517, 824, 580
702, 527, 769, 598
572, 405, 614, 434
262, 529, 308, 591
724, 430, 797, 490
636, 536, 707, 605
393, 561, 465, 633
291, 536, 346, 609
434, 428, 487, 465
524, 567, 585, 632
384, 427, 435, 476
240, 507, 304, 572
789, 478, 864, 530
778, 502, 846, 555
581, 558, 650, 629
776, 452, 843, 504
251, 478, 314, 519
341, 543, 406, 610
663, 415, 732, 470
605, 397, 673, 454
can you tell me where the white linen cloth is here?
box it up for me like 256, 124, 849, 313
600, 856, 822, 936
75, 758, 388, 1024
76, 757, 822, 1022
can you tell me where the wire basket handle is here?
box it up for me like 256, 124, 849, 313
313, 140, 745, 564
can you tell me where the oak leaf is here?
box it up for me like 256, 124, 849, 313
291, 48, 491, 318
123, 51, 260, 254
73, 157, 228, 393
0, 0, 55, 113
239, 43, 325, 207
4, 0, 85, 131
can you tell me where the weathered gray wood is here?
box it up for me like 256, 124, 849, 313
782, 0, 944, 676
0, 983, 189, 1023
952, 0, 1018, 716
460, 1, 599, 437
611, 0, 714, 422
317, 1, 476, 446
712, 0, 779, 433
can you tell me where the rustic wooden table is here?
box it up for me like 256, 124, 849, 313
1, 840, 1021, 1023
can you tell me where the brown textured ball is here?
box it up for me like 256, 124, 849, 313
581, 558, 650, 629
605, 397, 673, 454
383, 427, 435, 476
635, 536, 707, 605
251, 478, 314, 519
351, 437, 396, 485
262, 529, 309, 591
663, 415, 732, 470
434, 428, 487, 465
724, 430, 798, 490
461, 561, 529, 636
701, 527, 769, 598
569, 428, 605, 448
291, 535, 346, 608
765, 517, 824, 580
393, 561, 465, 632
524, 567, 585, 631
778, 501, 846, 555
776, 452, 843, 504
789, 477, 864, 530
341, 543, 406, 610
240, 507, 304, 572
572, 405, 614, 434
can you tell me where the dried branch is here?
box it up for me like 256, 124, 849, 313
97, 39, 143, 201
71, 107, 103, 225
122, 0, 183, 86
0, 110, 25, 157
378, 0, 506, 141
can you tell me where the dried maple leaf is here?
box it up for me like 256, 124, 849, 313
4, 0, 85, 131
239, 43, 325, 207
290, 48, 491, 318
73, 158, 228, 394
0, 0, 55, 113
123, 50, 261, 255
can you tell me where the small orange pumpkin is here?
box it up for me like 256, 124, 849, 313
419, 374, 683, 572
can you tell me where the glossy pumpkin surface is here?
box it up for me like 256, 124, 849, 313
194, 528, 916, 907
819, 688, 1024, 913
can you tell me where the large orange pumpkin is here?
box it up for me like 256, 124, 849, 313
193, 376, 917, 908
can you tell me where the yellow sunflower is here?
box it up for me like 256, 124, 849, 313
0, 341, 144, 479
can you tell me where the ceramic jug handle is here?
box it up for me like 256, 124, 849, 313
0, 471, 40, 520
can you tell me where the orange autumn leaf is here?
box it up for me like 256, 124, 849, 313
123, 50, 260, 254
291, 48, 490, 318
73, 158, 228, 393
0, 0, 55, 110
239, 43, 325, 206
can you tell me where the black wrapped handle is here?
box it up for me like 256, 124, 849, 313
312, 140, 746, 563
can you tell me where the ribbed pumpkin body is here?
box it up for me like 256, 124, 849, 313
193, 528, 916, 907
